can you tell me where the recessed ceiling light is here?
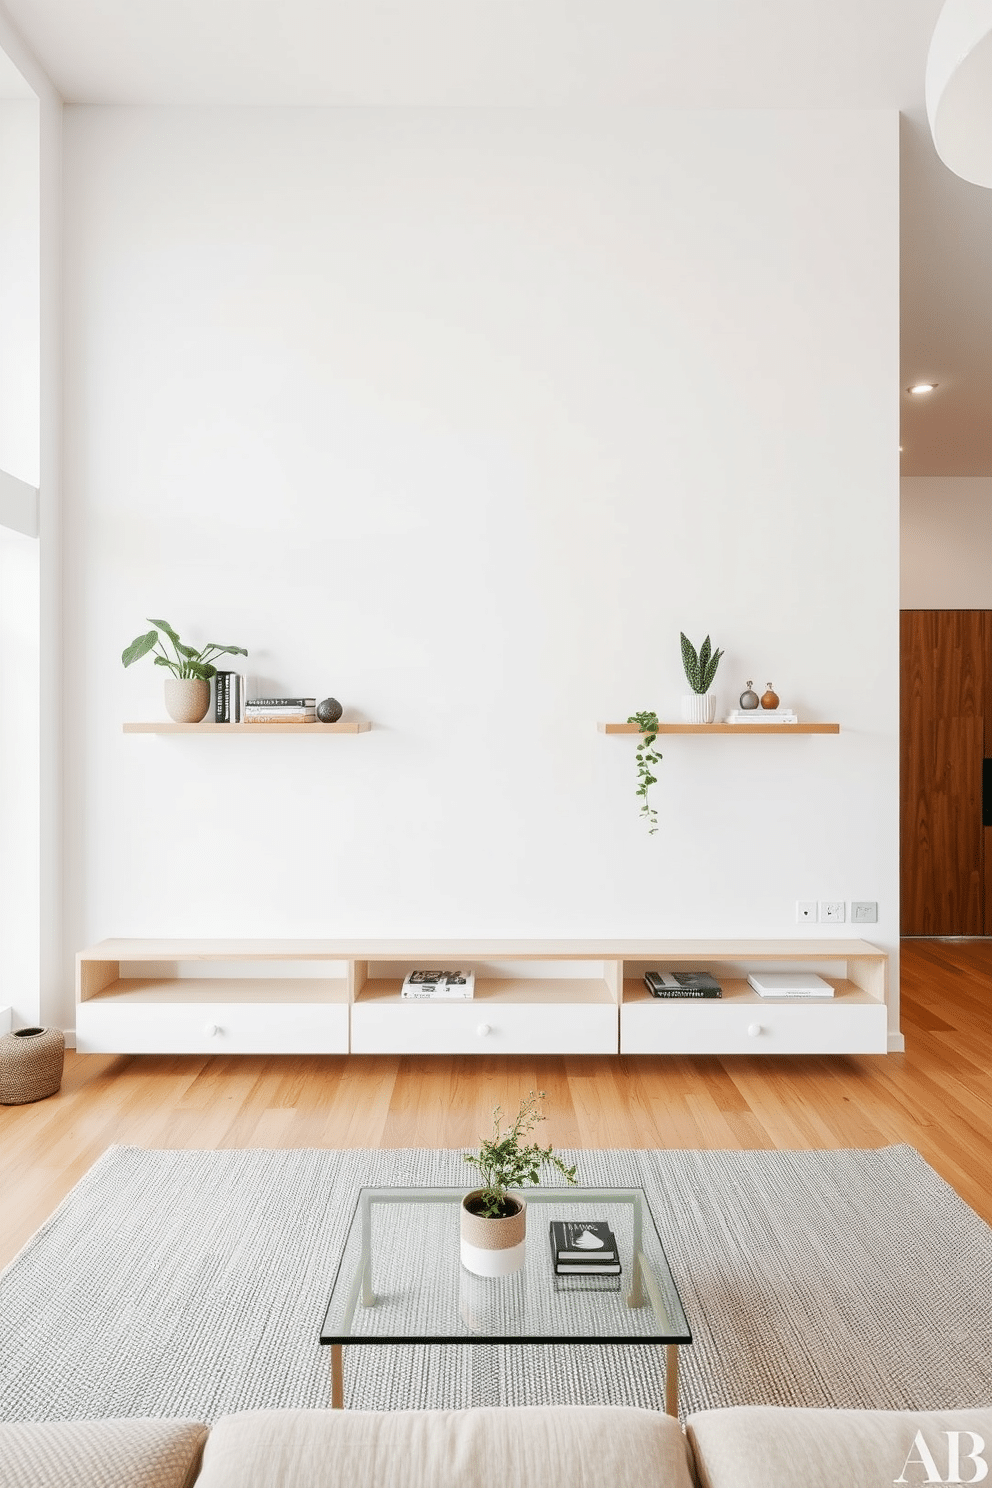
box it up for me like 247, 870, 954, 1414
908, 382, 938, 394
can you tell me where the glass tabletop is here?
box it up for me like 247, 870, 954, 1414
320, 1186, 691, 1347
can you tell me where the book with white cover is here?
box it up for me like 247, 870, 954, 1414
401, 970, 475, 1000
725, 709, 798, 724
747, 971, 834, 998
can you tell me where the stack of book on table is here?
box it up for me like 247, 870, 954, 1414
746, 971, 834, 998
243, 697, 317, 724
400, 970, 475, 1000
644, 971, 722, 999
549, 1221, 622, 1289
725, 708, 798, 724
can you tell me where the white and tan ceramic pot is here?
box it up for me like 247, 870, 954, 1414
460, 1191, 527, 1276
164, 678, 211, 724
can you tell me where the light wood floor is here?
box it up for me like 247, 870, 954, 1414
1, 938, 990, 1270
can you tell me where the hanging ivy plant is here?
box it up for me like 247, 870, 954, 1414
627, 710, 661, 834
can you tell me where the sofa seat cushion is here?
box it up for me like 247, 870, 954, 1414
687, 1405, 992, 1488
0, 1417, 209, 1488
197, 1406, 695, 1488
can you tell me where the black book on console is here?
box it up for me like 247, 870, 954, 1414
644, 971, 722, 999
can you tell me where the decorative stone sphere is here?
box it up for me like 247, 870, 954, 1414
316, 697, 343, 724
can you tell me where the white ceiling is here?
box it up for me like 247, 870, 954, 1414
1, 0, 988, 473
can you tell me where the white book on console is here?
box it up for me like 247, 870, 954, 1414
747, 971, 834, 998
401, 970, 475, 999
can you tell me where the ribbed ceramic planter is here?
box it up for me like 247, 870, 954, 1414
0, 1027, 65, 1105
460, 1192, 527, 1276
681, 693, 717, 724
164, 678, 210, 723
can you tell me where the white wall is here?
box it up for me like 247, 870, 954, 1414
0, 83, 50, 1032
62, 107, 900, 1037
901, 476, 992, 607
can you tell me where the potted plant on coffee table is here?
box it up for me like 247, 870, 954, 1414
122, 618, 248, 723
461, 1091, 577, 1276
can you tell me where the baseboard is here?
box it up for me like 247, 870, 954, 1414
887, 1030, 905, 1052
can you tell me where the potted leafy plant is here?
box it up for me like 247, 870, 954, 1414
122, 618, 248, 723
461, 1091, 577, 1276
680, 632, 724, 724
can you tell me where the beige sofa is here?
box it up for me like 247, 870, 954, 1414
2, 1403, 992, 1488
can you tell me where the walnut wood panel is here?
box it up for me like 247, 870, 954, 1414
901, 611, 987, 935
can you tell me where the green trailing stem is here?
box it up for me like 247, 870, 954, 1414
627, 709, 661, 835
122, 618, 247, 680
463, 1091, 577, 1218
680, 632, 724, 694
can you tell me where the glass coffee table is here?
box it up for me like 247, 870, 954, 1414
319, 1185, 691, 1414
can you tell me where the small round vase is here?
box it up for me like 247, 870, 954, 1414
460, 1192, 527, 1276
164, 678, 211, 723
761, 685, 780, 710
681, 694, 717, 724
739, 682, 759, 710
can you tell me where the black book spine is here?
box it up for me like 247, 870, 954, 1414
214, 672, 228, 723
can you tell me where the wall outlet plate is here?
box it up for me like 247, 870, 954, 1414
851, 901, 878, 923
820, 901, 846, 922
796, 901, 818, 923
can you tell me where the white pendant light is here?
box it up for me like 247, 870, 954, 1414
927, 0, 992, 186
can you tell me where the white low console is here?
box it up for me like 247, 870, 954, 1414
75, 938, 890, 1057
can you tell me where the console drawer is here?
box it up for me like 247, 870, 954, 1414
620, 998, 887, 1055
351, 999, 618, 1055
76, 999, 350, 1054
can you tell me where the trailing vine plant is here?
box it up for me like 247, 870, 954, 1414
627, 710, 662, 834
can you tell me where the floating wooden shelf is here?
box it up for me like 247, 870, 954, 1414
599, 722, 840, 735
124, 721, 371, 734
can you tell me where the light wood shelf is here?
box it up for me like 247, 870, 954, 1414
87, 977, 349, 1005
599, 722, 840, 735
355, 976, 616, 1006
123, 721, 370, 734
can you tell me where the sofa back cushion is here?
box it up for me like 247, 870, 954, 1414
687, 1406, 992, 1488
197, 1406, 695, 1488
0, 1417, 209, 1488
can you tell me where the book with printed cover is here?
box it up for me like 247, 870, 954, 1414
400, 970, 475, 1000
644, 971, 723, 999
549, 1220, 619, 1264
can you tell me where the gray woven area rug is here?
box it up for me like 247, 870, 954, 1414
2, 1144, 991, 1423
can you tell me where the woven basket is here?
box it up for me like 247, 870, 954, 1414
0, 1027, 65, 1105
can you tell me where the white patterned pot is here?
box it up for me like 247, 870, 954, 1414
164, 678, 210, 724
460, 1192, 527, 1276
681, 693, 717, 724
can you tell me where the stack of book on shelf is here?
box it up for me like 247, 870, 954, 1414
400, 970, 475, 1000
243, 697, 317, 724
549, 1221, 621, 1289
725, 708, 798, 724
213, 672, 247, 723
746, 971, 834, 998
644, 971, 723, 999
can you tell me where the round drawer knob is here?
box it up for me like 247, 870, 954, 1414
747, 1023, 762, 1038
205, 1023, 221, 1037
476, 1023, 492, 1037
